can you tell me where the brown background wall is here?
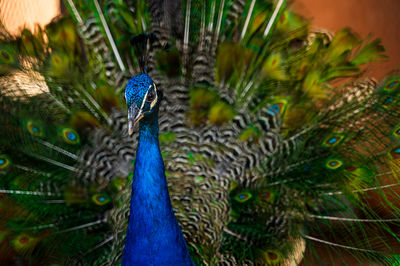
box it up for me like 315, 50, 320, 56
293, 0, 400, 79
1, 0, 399, 79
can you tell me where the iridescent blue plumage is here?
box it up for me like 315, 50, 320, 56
122, 73, 193, 265
125, 74, 154, 108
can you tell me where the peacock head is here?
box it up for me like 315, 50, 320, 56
125, 73, 161, 135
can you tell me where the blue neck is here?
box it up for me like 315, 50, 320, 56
122, 109, 193, 265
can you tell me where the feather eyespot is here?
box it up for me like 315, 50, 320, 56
385, 80, 399, 90
258, 191, 275, 203
11, 234, 39, 252
1, 51, 10, 61
323, 134, 344, 147
392, 125, 400, 138
19, 237, 29, 244
264, 250, 281, 263
268, 104, 280, 115
27, 121, 43, 137
345, 166, 358, 172
234, 191, 252, 203
267, 251, 278, 260
62, 128, 80, 145
268, 99, 287, 116
326, 159, 343, 169
390, 146, 400, 159
381, 96, 395, 109
0, 155, 10, 169
92, 194, 110, 206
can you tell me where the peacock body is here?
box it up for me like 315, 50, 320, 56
0, 0, 399, 265
122, 72, 193, 265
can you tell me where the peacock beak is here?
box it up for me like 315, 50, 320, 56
127, 104, 144, 135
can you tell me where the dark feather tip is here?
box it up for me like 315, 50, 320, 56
130, 33, 157, 47
130, 33, 158, 73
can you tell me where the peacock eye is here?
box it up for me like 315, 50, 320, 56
146, 89, 156, 102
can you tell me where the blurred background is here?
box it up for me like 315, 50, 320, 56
0, 0, 60, 34
1, 0, 399, 79
291, 0, 400, 79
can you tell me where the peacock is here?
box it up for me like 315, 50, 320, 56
0, 0, 400, 264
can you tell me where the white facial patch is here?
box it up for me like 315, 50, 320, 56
137, 83, 158, 119
150, 83, 158, 109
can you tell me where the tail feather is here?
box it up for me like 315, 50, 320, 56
0, 0, 399, 265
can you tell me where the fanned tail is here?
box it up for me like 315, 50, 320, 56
0, 0, 398, 265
